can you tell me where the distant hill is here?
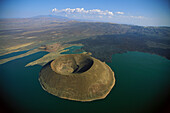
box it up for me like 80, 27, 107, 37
31, 15, 71, 21
0, 15, 170, 62
0, 15, 76, 30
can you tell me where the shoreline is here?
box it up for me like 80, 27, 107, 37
0, 43, 83, 66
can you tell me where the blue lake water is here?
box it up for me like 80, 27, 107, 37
0, 47, 169, 113
0, 50, 30, 59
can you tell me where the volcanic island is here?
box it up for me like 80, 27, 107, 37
39, 53, 115, 102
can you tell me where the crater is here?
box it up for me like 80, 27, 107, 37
39, 54, 115, 102
51, 54, 94, 75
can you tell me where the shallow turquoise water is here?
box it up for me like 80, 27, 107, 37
0, 47, 169, 113
60, 46, 84, 54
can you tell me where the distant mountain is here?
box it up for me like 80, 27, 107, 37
31, 15, 71, 21
0, 15, 77, 30
32, 15, 103, 23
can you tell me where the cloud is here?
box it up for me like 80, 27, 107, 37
52, 8, 58, 12
115, 12, 124, 15
52, 8, 114, 16
98, 16, 103, 18
130, 16, 145, 19
51, 8, 147, 26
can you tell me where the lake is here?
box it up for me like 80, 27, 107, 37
0, 50, 30, 59
0, 47, 169, 113
60, 46, 84, 54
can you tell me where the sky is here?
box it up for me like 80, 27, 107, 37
0, 0, 170, 26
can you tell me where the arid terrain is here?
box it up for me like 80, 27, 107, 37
0, 15, 170, 65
